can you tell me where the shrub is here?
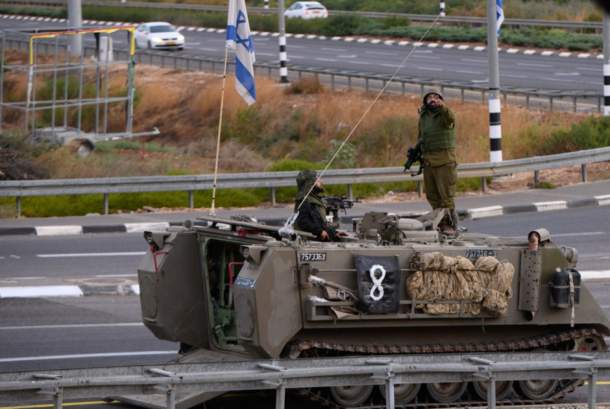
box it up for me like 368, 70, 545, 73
286, 76, 325, 95
541, 116, 610, 154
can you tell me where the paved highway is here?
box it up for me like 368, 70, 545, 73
0, 15, 602, 92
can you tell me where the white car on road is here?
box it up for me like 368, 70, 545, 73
284, 1, 328, 19
135, 22, 185, 50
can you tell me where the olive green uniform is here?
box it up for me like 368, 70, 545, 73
417, 104, 457, 211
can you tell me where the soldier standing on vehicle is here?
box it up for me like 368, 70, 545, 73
416, 90, 459, 236
294, 170, 338, 241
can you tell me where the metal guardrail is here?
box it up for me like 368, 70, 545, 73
2, 146, 610, 217
0, 352, 608, 409
0, 0, 604, 31
2, 37, 602, 114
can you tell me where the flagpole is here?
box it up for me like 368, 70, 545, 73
210, 46, 230, 216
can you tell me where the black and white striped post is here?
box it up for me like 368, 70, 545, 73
440, 1, 446, 17
264, 0, 269, 10
604, 12, 610, 116
487, 0, 502, 162
278, 0, 289, 83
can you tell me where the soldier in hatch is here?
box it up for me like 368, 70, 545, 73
293, 170, 338, 241
416, 90, 459, 236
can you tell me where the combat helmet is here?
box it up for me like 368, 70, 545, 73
296, 169, 317, 200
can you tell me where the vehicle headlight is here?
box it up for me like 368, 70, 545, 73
177, 34, 185, 42
151, 38, 162, 43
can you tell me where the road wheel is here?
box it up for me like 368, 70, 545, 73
425, 382, 467, 403
379, 383, 421, 403
329, 385, 373, 406
471, 380, 513, 401
514, 379, 558, 400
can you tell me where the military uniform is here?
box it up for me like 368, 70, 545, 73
417, 91, 458, 231
293, 170, 337, 241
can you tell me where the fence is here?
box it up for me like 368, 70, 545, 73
2, 146, 610, 217
0, 351, 608, 409
1, 36, 603, 114
0, 0, 606, 31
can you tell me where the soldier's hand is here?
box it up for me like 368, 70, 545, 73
320, 230, 330, 241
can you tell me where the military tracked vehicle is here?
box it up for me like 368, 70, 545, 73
137, 210, 609, 406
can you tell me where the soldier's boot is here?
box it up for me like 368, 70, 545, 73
439, 208, 457, 237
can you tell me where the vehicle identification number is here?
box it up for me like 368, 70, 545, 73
300, 252, 327, 262
465, 249, 497, 261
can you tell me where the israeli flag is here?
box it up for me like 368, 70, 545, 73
227, 0, 256, 105
496, 0, 505, 35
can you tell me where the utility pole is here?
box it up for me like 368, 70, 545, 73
440, 1, 446, 17
67, 0, 82, 56
278, 0, 289, 83
264, 0, 269, 10
487, 0, 502, 162
604, 10, 610, 116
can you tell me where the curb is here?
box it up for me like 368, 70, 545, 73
0, 14, 603, 60
1, 194, 609, 237
465, 195, 610, 220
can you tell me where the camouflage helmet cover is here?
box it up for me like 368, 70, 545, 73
296, 169, 318, 199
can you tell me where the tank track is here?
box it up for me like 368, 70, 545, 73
289, 328, 605, 409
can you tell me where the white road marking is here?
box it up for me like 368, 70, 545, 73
12, 276, 44, 280
347, 61, 374, 65
581, 271, 610, 280
551, 232, 606, 238
579, 67, 601, 72
0, 286, 83, 298
321, 47, 346, 52
364, 51, 396, 56
457, 45, 470, 50
35, 225, 82, 236
9, 255, 20, 259
0, 323, 143, 330
541, 51, 554, 56
416, 66, 443, 71
315, 57, 337, 62
456, 70, 482, 75
559, 52, 572, 57
596, 194, 610, 206
554, 72, 580, 76
37, 252, 145, 258
0, 351, 176, 363
533, 200, 567, 211
460, 58, 486, 63
199, 47, 218, 52
125, 222, 169, 233
95, 273, 138, 278
502, 74, 528, 79
524, 49, 536, 55
517, 62, 552, 68
256, 52, 274, 56
337, 54, 357, 59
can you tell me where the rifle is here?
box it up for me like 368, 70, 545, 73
322, 196, 359, 226
403, 143, 423, 175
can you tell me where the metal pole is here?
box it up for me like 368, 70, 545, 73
271, 187, 277, 206
103, 193, 109, 215
63, 41, 69, 128
581, 163, 588, 183
604, 12, 610, 116
51, 37, 59, 130
275, 383, 286, 409
16, 197, 21, 218
588, 370, 598, 409
384, 378, 396, 409
53, 387, 63, 409
67, 0, 82, 57
487, 378, 497, 409
188, 191, 194, 208
94, 34, 101, 135
440, 1, 446, 17
264, 0, 269, 9
103, 35, 111, 134
126, 31, 136, 135
76, 48, 85, 136
166, 386, 176, 409
0, 34, 5, 132
488, 0, 502, 162
278, 0, 289, 83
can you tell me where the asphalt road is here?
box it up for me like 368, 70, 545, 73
0, 15, 603, 92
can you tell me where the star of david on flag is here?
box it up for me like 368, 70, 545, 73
227, 0, 256, 105
496, 0, 504, 35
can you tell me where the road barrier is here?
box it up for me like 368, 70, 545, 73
2, 37, 603, 114
2, 146, 610, 217
0, 0, 605, 31
0, 351, 608, 409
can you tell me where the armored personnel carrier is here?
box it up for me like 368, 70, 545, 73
137, 211, 609, 406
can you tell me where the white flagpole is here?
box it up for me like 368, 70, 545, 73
210, 46, 230, 215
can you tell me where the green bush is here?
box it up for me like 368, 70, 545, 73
542, 116, 610, 154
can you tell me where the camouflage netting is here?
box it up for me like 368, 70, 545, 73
406, 252, 514, 316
